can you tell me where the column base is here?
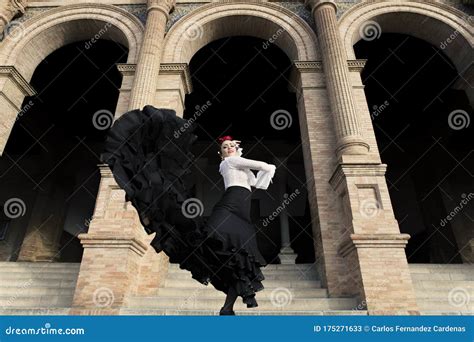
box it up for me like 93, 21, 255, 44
278, 246, 298, 264
340, 233, 420, 314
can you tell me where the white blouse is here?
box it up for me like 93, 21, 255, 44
219, 156, 276, 191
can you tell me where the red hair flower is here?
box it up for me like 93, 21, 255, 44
217, 135, 233, 144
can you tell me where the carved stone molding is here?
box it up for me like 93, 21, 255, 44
0, 65, 36, 96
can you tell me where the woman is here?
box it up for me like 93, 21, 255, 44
100, 105, 276, 315
206, 136, 276, 314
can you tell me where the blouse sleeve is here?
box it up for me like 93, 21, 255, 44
227, 156, 276, 190
254, 166, 276, 189
226, 156, 272, 171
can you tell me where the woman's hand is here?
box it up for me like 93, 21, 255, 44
233, 140, 242, 153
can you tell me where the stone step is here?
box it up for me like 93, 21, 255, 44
0, 295, 74, 307
165, 271, 319, 281
168, 263, 317, 272
164, 278, 322, 289
0, 308, 71, 315
416, 300, 472, 312
120, 308, 368, 316
409, 264, 473, 270
0, 267, 80, 275
0, 286, 77, 296
0, 273, 79, 281
414, 289, 474, 298
167, 267, 319, 276
0, 262, 80, 269
0, 278, 78, 288
411, 273, 474, 281
411, 280, 473, 289
128, 296, 357, 311
156, 287, 329, 298
410, 268, 474, 275
418, 310, 473, 316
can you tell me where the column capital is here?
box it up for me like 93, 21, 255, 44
0, 0, 27, 32
304, 0, 337, 15
147, 0, 175, 18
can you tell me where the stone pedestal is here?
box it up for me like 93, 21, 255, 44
70, 165, 165, 314
329, 162, 419, 314
17, 179, 66, 262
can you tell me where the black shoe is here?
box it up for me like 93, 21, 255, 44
246, 297, 258, 308
219, 307, 235, 315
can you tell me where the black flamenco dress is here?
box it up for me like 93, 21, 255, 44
100, 105, 276, 307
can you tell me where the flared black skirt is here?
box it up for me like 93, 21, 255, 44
100, 105, 267, 307
201, 185, 267, 304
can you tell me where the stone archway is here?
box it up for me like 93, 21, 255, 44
156, 2, 320, 116
0, 3, 144, 154
340, 1, 474, 264
161, 2, 318, 64
339, 1, 474, 105
156, 1, 352, 299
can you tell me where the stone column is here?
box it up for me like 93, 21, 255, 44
274, 157, 297, 264
0, 0, 27, 39
128, 0, 176, 110
305, 0, 369, 157
17, 179, 67, 262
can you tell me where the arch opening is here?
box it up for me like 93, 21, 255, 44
183, 36, 314, 264
354, 32, 473, 264
0, 39, 128, 262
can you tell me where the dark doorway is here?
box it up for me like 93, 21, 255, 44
0, 39, 128, 262
355, 33, 473, 263
184, 36, 314, 264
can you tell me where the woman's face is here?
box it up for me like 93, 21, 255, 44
220, 140, 237, 158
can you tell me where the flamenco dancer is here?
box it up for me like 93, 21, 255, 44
101, 105, 276, 315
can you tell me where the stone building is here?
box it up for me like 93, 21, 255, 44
0, 0, 472, 315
